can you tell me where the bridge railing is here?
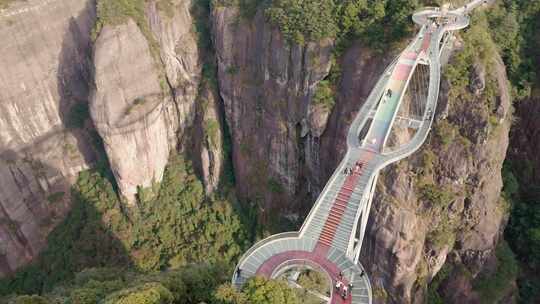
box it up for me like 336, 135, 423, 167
232, 231, 300, 284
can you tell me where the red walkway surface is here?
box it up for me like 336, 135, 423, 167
421, 32, 432, 52
393, 63, 414, 81
256, 249, 353, 304
317, 171, 360, 247
316, 151, 376, 250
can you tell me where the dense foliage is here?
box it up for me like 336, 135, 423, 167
503, 161, 540, 302
313, 80, 336, 111
213, 0, 430, 50
216, 277, 301, 304
485, 0, 540, 97
3, 265, 231, 304
0, 155, 251, 296
267, 0, 426, 50
266, 0, 339, 45
473, 242, 519, 304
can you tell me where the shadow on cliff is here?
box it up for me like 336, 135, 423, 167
56, 0, 101, 168
0, 156, 133, 296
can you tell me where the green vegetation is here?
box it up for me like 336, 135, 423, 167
426, 222, 455, 250
418, 183, 454, 208
7, 295, 50, 304
0, 154, 251, 296
157, 0, 175, 19
426, 263, 451, 304
216, 277, 300, 304
213, 0, 432, 50
225, 65, 239, 75
297, 269, 330, 296
92, 0, 166, 92
3, 264, 232, 304
503, 160, 540, 302
125, 97, 147, 115
93, 0, 147, 37
266, 0, 338, 46
473, 241, 519, 304
433, 120, 456, 148
104, 282, 173, 304
267, 178, 284, 194
444, 11, 498, 100
46, 192, 65, 204
212, 0, 266, 19
427, 263, 472, 304
485, 0, 540, 97
444, 1, 539, 99
66, 103, 90, 129
313, 80, 335, 111
266, 0, 423, 50
204, 119, 220, 149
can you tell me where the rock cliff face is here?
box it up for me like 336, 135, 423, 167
90, 19, 173, 204
0, 0, 96, 276
362, 54, 511, 303
0, 0, 202, 273
191, 83, 225, 194
90, 0, 201, 204
212, 6, 334, 217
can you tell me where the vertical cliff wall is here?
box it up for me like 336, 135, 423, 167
0, 0, 203, 274
362, 53, 511, 303
0, 0, 97, 276
212, 6, 334, 220
90, 0, 201, 204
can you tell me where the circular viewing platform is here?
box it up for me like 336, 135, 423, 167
412, 8, 470, 31
233, 233, 372, 304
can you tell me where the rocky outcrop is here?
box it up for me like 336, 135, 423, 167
90, 0, 201, 204
212, 6, 334, 215
0, 0, 202, 273
0, 0, 96, 276
90, 19, 173, 204
192, 83, 225, 194
361, 53, 512, 303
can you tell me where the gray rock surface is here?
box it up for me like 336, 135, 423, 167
90, 0, 201, 204
192, 84, 224, 194
212, 6, 333, 212
0, 0, 96, 275
90, 19, 172, 204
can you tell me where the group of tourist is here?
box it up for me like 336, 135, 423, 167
342, 161, 365, 176
334, 272, 353, 300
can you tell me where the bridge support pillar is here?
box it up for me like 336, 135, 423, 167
350, 172, 379, 264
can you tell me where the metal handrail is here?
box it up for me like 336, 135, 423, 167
232, 232, 300, 284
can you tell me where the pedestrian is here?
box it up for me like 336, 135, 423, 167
360, 270, 365, 277
342, 285, 348, 299
236, 268, 242, 278
339, 271, 343, 279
